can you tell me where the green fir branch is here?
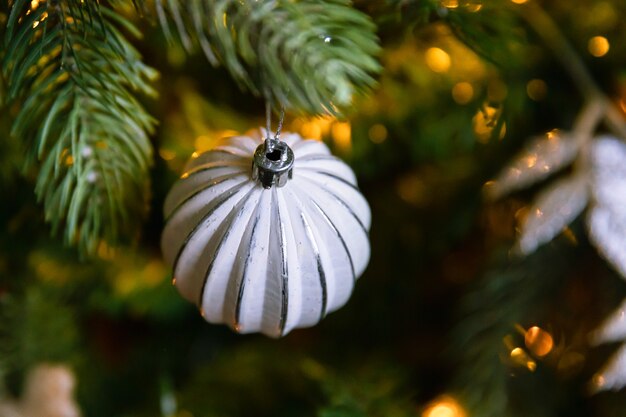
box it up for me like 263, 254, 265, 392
150, 0, 381, 115
451, 245, 574, 417
3, 0, 157, 256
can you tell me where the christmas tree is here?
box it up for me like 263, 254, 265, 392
2, 0, 626, 416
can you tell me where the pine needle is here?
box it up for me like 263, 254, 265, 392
147, 0, 382, 115
3, 0, 157, 256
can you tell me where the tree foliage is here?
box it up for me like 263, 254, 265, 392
3, 0, 157, 255
2, 0, 382, 255
151, 0, 382, 114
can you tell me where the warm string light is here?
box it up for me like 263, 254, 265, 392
503, 325, 555, 373
396, 174, 428, 207
331, 122, 351, 152
452, 82, 474, 104
292, 116, 353, 152
440, 0, 459, 8
113, 258, 167, 296
368, 124, 388, 144
425, 47, 451, 73
588, 36, 610, 57
592, 374, 606, 389
440, 0, 482, 11
527, 79, 548, 101
524, 326, 554, 357
510, 347, 537, 371
422, 395, 466, 417
473, 104, 505, 143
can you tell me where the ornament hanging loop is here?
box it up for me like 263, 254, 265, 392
253, 102, 293, 188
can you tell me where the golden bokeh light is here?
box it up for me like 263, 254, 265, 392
425, 47, 451, 73
466, 3, 482, 12
588, 36, 610, 57
524, 326, 554, 357
158, 148, 176, 161
527, 79, 548, 101
525, 154, 537, 168
194, 135, 214, 153
562, 226, 578, 246
473, 105, 505, 143
331, 122, 352, 152
113, 258, 167, 296
592, 374, 605, 389
452, 82, 474, 104
301, 121, 322, 140
97, 241, 115, 260
546, 129, 559, 140
422, 395, 466, 417
290, 118, 305, 132
510, 347, 537, 371
368, 123, 388, 144
441, 0, 459, 8
300, 116, 334, 140
396, 174, 428, 207
511, 0, 528, 4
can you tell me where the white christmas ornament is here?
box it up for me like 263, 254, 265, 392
491, 132, 626, 391
591, 298, 626, 345
485, 130, 580, 200
489, 134, 626, 269
161, 130, 371, 337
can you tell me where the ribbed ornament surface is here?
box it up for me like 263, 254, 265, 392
161, 131, 371, 337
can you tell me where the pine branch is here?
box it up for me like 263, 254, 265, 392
3, 0, 157, 256
148, 0, 381, 115
451, 246, 572, 417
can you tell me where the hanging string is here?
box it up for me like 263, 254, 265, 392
265, 100, 272, 140
265, 101, 286, 140
274, 106, 285, 140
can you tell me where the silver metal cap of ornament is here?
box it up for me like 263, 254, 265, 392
251, 138, 294, 188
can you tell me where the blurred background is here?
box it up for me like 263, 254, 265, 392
2, 0, 626, 416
